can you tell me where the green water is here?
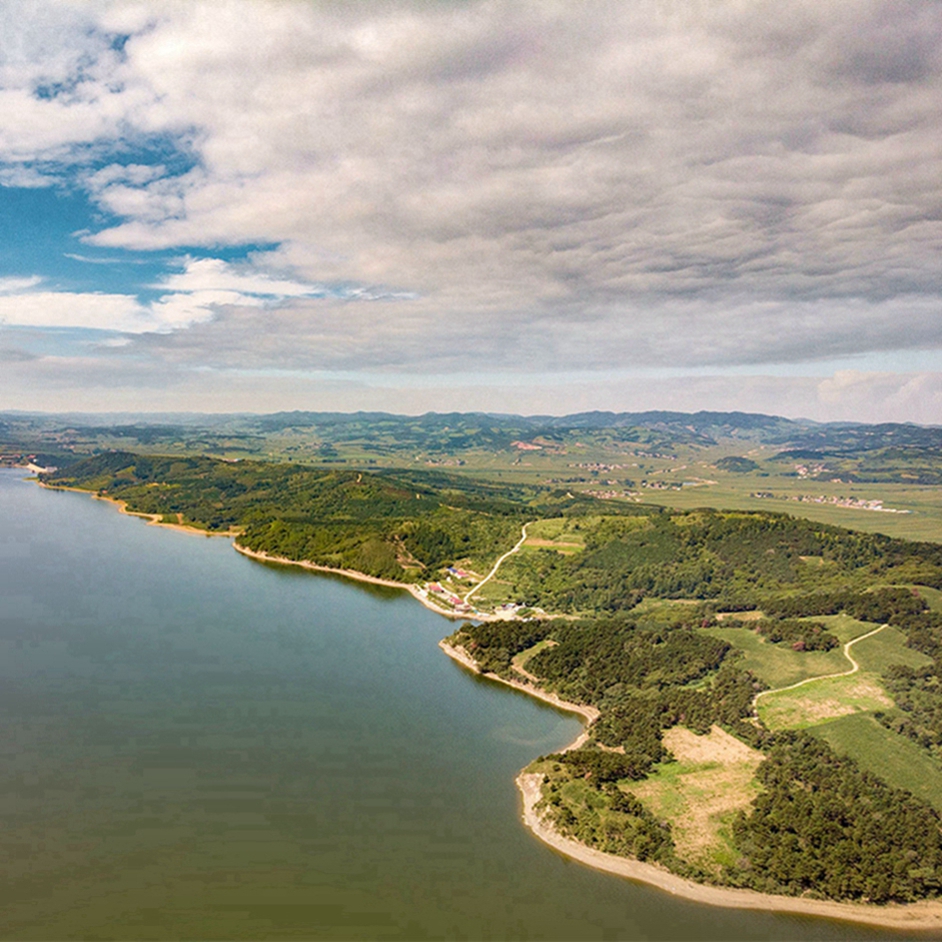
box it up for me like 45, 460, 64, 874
0, 470, 914, 940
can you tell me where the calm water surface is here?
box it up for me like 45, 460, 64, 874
0, 469, 919, 940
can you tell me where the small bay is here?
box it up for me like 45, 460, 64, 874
0, 469, 899, 940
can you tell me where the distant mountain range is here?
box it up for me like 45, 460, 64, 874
2, 409, 940, 459
246, 409, 942, 450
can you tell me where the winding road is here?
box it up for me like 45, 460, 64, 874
752, 622, 888, 713
464, 521, 531, 604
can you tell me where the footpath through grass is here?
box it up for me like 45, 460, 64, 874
700, 614, 883, 691
758, 672, 892, 730
700, 626, 846, 689
851, 624, 934, 673
748, 620, 891, 729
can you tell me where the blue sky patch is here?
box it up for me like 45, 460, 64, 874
0, 183, 279, 302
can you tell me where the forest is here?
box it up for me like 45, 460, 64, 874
46, 453, 942, 605
43, 452, 555, 581
502, 511, 942, 614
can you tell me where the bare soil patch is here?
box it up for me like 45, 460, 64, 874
628, 726, 763, 872
664, 725, 761, 766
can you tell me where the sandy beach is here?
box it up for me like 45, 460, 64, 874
106, 499, 237, 536
37, 482, 236, 537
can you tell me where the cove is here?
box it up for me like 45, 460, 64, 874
0, 469, 913, 940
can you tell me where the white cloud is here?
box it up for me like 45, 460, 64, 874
0, 275, 42, 293
85, 163, 168, 190
816, 371, 942, 425
69, 0, 942, 317
0, 258, 358, 333
63, 253, 148, 265
127, 291, 942, 375
0, 164, 57, 187
153, 257, 324, 298
1, 1, 942, 417
0, 289, 148, 331
1, 0, 922, 317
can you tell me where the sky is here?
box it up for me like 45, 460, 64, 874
0, 0, 940, 422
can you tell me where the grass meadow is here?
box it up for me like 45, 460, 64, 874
813, 713, 942, 812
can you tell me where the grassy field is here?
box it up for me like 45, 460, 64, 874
511, 639, 557, 680
625, 726, 763, 874
460, 516, 591, 608
522, 517, 588, 554
703, 611, 927, 738
701, 614, 914, 690
917, 585, 942, 611
812, 613, 884, 643
488, 448, 942, 543
706, 610, 942, 808
419, 438, 942, 543
813, 713, 942, 812
757, 671, 893, 730
699, 626, 848, 689
628, 475, 942, 543
851, 624, 934, 673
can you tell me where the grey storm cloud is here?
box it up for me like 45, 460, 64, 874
2, 0, 942, 381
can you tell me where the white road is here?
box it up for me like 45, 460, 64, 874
464, 521, 531, 604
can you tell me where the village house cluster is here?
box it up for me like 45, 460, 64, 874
751, 491, 910, 514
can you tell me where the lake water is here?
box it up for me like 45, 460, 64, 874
0, 469, 911, 940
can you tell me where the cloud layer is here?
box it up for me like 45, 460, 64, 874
0, 1, 940, 415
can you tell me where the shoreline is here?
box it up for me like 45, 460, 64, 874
233, 544, 473, 620
33, 477, 942, 927
37, 482, 236, 537
438, 640, 599, 731
37, 479, 507, 621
